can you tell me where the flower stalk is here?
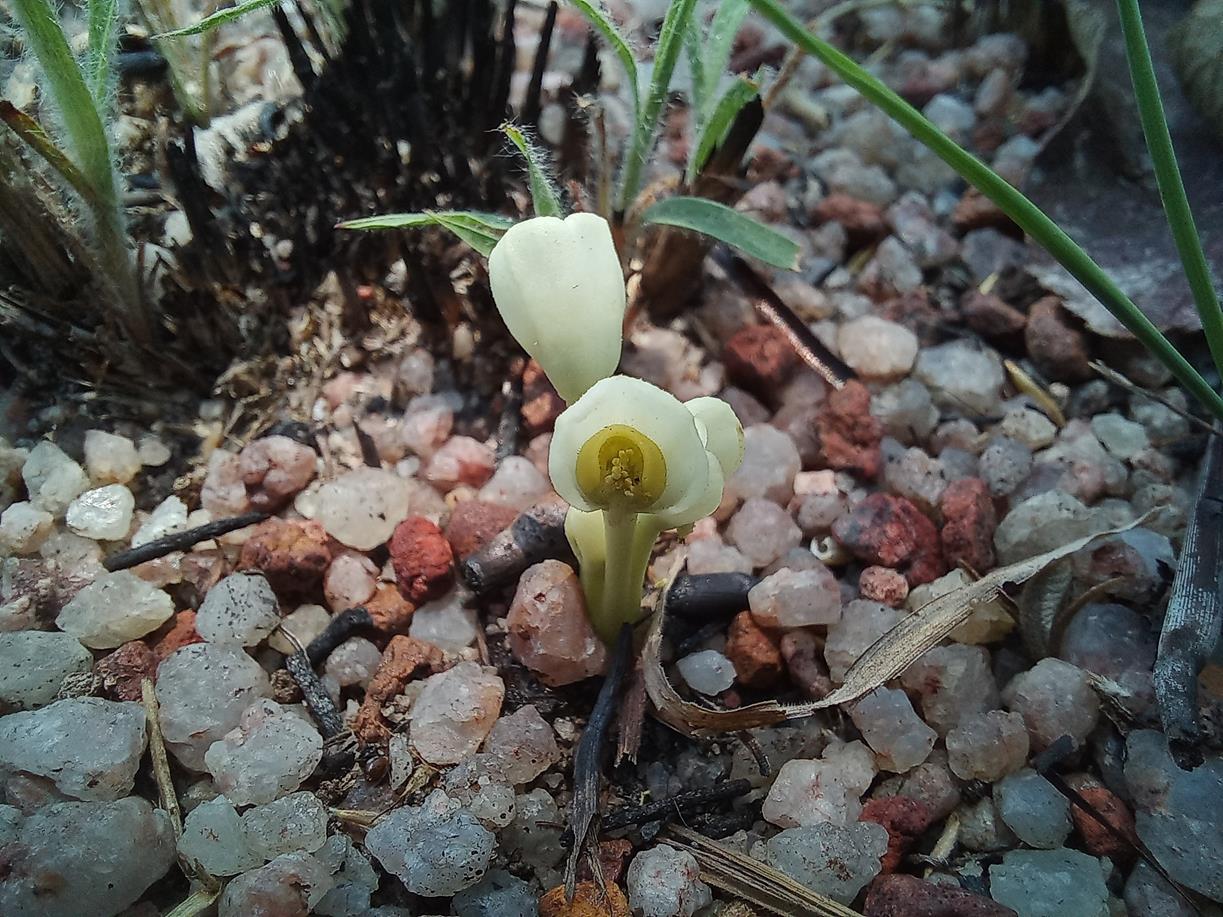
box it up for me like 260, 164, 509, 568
489, 215, 743, 642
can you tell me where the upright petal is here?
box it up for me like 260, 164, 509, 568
489, 213, 626, 402
685, 396, 745, 476
549, 376, 708, 514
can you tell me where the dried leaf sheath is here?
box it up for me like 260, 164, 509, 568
645, 516, 1150, 738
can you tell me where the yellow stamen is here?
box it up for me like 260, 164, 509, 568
575, 424, 667, 512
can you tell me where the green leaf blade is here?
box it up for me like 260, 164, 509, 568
501, 123, 564, 218
643, 196, 799, 270
700, 0, 750, 120
86, 0, 122, 104
152, 0, 281, 38
618, 0, 698, 211
336, 210, 514, 258
1116, 0, 1223, 383
686, 73, 759, 184
565, 0, 640, 117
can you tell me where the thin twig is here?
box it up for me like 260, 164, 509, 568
601, 778, 753, 831
1035, 736, 1203, 915
279, 626, 347, 741
1090, 360, 1218, 437
306, 607, 374, 666
142, 677, 183, 837
103, 511, 270, 571
713, 250, 854, 389
564, 623, 634, 900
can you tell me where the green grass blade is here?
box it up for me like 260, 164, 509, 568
566, 0, 640, 118
748, 0, 1223, 423
685, 73, 759, 184
700, 0, 750, 119
152, 0, 280, 37
10, 0, 115, 206
1115, 0, 1223, 380
0, 102, 97, 203
336, 210, 514, 257
86, 0, 122, 104
684, 14, 707, 129
618, 0, 698, 211
501, 123, 564, 218
642, 196, 799, 269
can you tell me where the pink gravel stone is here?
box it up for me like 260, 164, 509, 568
410, 661, 505, 765
323, 552, 379, 612
424, 436, 496, 492
726, 498, 802, 568
748, 566, 842, 629
506, 560, 608, 686
201, 449, 251, 516
946, 710, 1030, 781
858, 567, 909, 606
238, 436, 317, 511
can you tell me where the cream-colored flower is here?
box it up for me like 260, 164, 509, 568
488, 213, 626, 403
550, 375, 731, 528
551, 376, 745, 642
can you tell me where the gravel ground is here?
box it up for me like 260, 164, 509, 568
1, 2, 1221, 916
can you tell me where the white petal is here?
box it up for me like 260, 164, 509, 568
488, 213, 626, 402
651, 450, 724, 530
685, 396, 745, 476
550, 376, 708, 514
564, 506, 606, 567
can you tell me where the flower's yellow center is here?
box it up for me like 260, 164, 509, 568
575, 424, 667, 512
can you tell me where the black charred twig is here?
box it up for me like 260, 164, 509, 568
688, 804, 761, 839
103, 511, 269, 571
354, 423, 382, 468
601, 779, 753, 832
1035, 736, 1202, 915
564, 624, 633, 899
271, 5, 318, 92
714, 249, 855, 389
1154, 432, 1223, 769
495, 369, 524, 463
521, 1, 558, 127
460, 499, 573, 593
616, 661, 648, 765
306, 607, 374, 667
284, 650, 346, 740
282, 623, 357, 776
665, 573, 760, 620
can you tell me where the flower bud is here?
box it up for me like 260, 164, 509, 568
489, 213, 626, 402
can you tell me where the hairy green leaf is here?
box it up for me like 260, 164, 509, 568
86, 0, 122, 104
749, 0, 1223, 423
642, 196, 799, 269
686, 73, 759, 183
618, 0, 698, 210
0, 102, 96, 203
336, 210, 514, 257
700, 0, 750, 118
10, 0, 113, 204
501, 123, 564, 218
566, 0, 640, 117
153, 0, 280, 37
684, 15, 707, 126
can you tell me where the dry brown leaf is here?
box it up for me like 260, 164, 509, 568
644, 516, 1148, 737
662, 825, 861, 916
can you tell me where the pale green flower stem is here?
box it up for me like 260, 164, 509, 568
585, 507, 663, 645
